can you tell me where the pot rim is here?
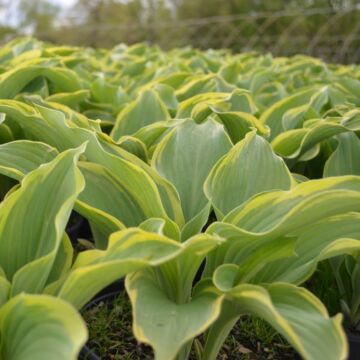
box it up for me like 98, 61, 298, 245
83, 290, 123, 311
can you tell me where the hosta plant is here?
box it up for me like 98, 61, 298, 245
0, 38, 359, 360
0, 145, 89, 359
121, 132, 360, 360
309, 131, 360, 333
2, 129, 359, 360
0, 141, 179, 310
0, 141, 212, 360
0, 101, 232, 242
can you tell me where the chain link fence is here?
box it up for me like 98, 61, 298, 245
4, 6, 360, 64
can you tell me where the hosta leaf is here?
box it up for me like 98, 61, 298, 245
151, 71, 191, 90
0, 141, 57, 181
281, 104, 315, 131
254, 81, 287, 108
187, 90, 257, 125
53, 228, 183, 308
157, 232, 224, 303
152, 83, 178, 113
272, 120, 350, 160
175, 74, 217, 102
22, 95, 98, 131
22, 75, 49, 98
176, 92, 228, 119
0, 101, 184, 238
38, 66, 84, 94
0, 142, 125, 249
111, 89, 169, 140
292, 172, 309, 183
338, 77, 360, 99
116, 135, 148, 162
46, 89, 90, 108
180, 202, 211, 241
126, 270, 223, 360
260, 87, 319, 140
90, 75, 129, 110
205, 177, 360, 281
0, 63, 82, 98
152, 119, 232, 229
47, 233, 74, 284
205, 281, 347, 360
77, 153, 180, 244
213, 110, 269, 143
218, 61, 241, 84
0, 294, 87, 360
249, 68, 272, 94
223, 176, 360, 234
0, 123, 13, 144
0, 64, 44, 98
341, 109, 360, 130
78, 160, 166, 225
248, 212, 360, 284
0, 38, 41, 65
0, 146, 85, 295
53, 228, 222, 311
247, 284, 347, 360
271, 128, 308, 158
132, 120, 181, 157
204, 221, 297, 281
324, 132, 360, 177
139, 218, 167, 234
204, 131, 293, 218
227, 89, 258, 113
0, 276, 10, 307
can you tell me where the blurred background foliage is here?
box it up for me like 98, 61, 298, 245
0, 0, 359, 63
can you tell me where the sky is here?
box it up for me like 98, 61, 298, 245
52, 0, 77, 7
0, 0, 77, 27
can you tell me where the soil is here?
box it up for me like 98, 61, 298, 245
81, 291, 299, 360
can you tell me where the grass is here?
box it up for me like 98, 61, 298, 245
217, 317, 299, 359
81, 290, 153, 359
81, 291, 298, 360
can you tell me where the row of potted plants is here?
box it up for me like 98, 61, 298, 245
0, 37, 358, 359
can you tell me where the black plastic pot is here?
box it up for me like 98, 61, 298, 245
347, 331, 360, 360
66, 211, 93, 245
79, 280, 125, 360
93, 279, 124, 299
79, 345, 101, 360
66, 211, 84, 244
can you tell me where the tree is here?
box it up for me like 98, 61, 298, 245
17, 0, 60, 41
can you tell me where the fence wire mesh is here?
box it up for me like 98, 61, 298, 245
4, 6, 360, 64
